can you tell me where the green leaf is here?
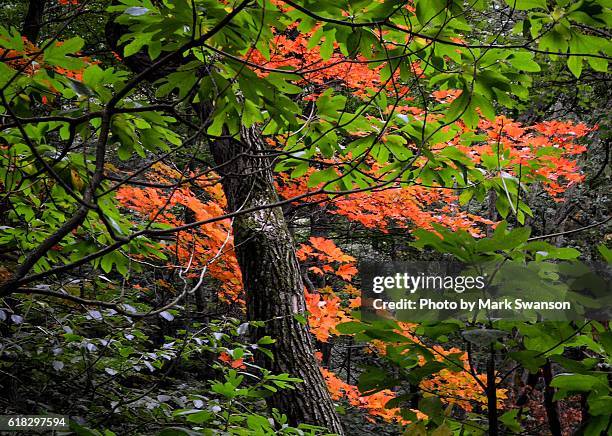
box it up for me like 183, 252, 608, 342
242, 99, 264, 128
307, 167, 337, 188
335, 322, 366, 334
257, 336, 275, 345
507, 52, 541, 72
473, 94, 496, 121
185, 411, 213, 424
44, 37, 85, 69
550, 373, 607, 392
158, 428, 201, 436
583, 415, 610, 436
403, 423, 427, 436
598, 244, 612, 263
504, 0, 547, 10
69, 421, 102, 436
539, 26, 570, 54
320, 29, 336, 60
567, 55, 583, 78
475, 222, 531, 252
588, 56, 608, 72
68, 79, 93, 96
588, 396, 612, 416
407, 361, 447, 383
508, 350, 545, 372
316, 89, 346, 119
0, 26, 24, 51
496, 192, 510, 218
444, 88, 477, 128
123, 35, 150, 58
418, 396, 444, 419
500, 409, 522, 432
267, 73, 302, 94
100, 254, 114, 274
307, 26, 325, 50
358, 366, 398, 393
459, 189, 474, 205
416, 0, 446, 25
293, 313, 307, 325
431, 423, 453, 436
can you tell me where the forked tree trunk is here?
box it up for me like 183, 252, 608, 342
209, 127, 344, 434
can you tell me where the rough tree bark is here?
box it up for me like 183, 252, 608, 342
209, 127, 344, 433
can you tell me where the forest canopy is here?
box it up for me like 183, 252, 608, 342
0, 0, 610, 435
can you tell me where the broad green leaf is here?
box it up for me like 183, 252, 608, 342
44, 37, 85, 69
507, 52, 541, 72
550, 373, 607, 392
307, 167, 337, 188
567, 55, 583, 78
504, 0, 547, 10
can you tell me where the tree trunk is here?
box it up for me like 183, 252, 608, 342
542, 360, 562, 436
105, 15, 344, 432
486, 344, 498, 436
22, 0, 47, 43
209, 127, 345, 434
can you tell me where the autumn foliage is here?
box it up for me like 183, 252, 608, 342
2, 0, 603, 433
115, 164, 243, 301
109, 16, 594, 428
